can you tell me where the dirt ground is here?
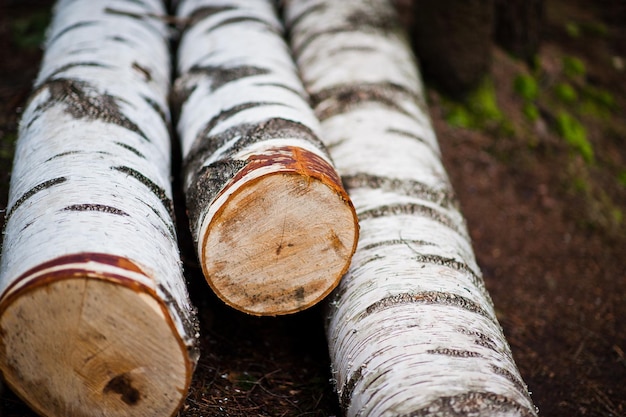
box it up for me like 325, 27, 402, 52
1, 1, 625, 416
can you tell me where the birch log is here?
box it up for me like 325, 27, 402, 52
0, 1, 199, 416
284, 1, 539, 415
173, 0, 358, 316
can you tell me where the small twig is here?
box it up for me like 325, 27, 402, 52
613, 344, 626, 368
591, 385, 625, 417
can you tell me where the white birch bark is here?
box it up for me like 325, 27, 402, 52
283, 1, 539, 416
0, 1, 199, 416
173, 0, 358, 316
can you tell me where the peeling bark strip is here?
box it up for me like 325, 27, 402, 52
174, 0, 358, 316
0, 1, 199, 416
284, 0, 538, 416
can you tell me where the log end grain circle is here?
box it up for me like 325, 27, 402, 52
200, 148, 359, 316
0, 256, 192, 417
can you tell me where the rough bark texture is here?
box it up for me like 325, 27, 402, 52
411, 0, 494, 96
494, 0, 544, 64
173, 0, 358, 316
0, 1, 199, 416
284, 0, 538, 416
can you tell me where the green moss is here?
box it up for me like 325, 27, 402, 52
580, 21, 609, 37
445, 106, 474, 128
522, 102, 539, 121
0, 132, 17, 160
572, 176, 590, 193
514, 74, 539, 101
562, 56, 586, 78
556, 111, 593, 163
565, 20, 608, 38
11, 11, 50, 50
578, 86, 616, 119
468, 79, 504, 123
554, 82, 578, 104
443, 79, 505, 130
582, 86, 615, 109
565, 22, 581, 38
611, 208, 623, 225
617, 171, 626, 187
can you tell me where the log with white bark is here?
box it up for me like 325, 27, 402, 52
0, 1, 199, 416
284, 0, 539, 415
173, 0, 358, 316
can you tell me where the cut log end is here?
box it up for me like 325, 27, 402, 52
0, 276, 191, 417
201, 170, 358, 316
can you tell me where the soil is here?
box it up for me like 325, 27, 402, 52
1, 1, 625, 416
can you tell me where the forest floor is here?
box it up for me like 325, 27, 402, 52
1, 1, 625, 416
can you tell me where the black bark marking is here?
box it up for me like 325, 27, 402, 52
491, 365, 531, 399
196, 101, 288, 145
293, 22, 394, 61
103, 373, 140, 405
21, 221, 34, 232
253, 82, 307, 101
104, 7, 145, 20
456, 328, 500, 354
427, 348, 483, 358
206, 15, 281, 36
107, 35, 135, 46
385, 127, 439, 155
175, 65, 270, 103
284, 2, 326, 33
400, 391, 536, 417
357, 202, 467, 238
186, 6, 236, 27
63, 204, 129, 216
44, 150, 83, 162
360, 239, 436, 252
67, 47, 99, 56
363, 291, 492, 321
141, 95, 168, 124
292, 28, 343, 59
114, 142, 145, 159
340, 361, 395, 414
183, 117, 327, 186
411, 254, 483, 291
103, 7, 163, 38
345, 7, 399, 33
326, 44, 377, 57
290, 2, 399, 58
125, 0, 147, 7
112, 166, 174, 221
5, 177, 67, 221
132, 62, 152, 81
41, 62, 111, 84
358, 254, 383, 267
157, 283, 200, 363
339, 364, 365, 413
348, 239, 484, 294
185, 159, 247, 235
311, 82, 420, 121
142, 198, 176, 241
30, 78, 149, 141
342, 173, 458, 210
47, 21, 99, 46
